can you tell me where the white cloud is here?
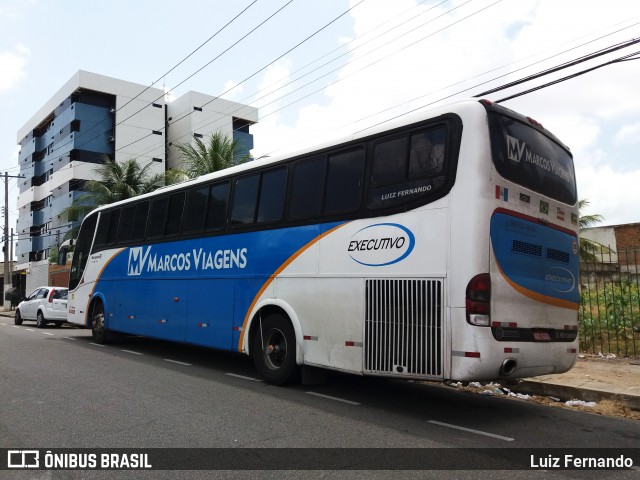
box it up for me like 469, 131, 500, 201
0, 44, 29, 93
221, 79, 244, 100
253, 59, 294, 117
614, 122, 640, 146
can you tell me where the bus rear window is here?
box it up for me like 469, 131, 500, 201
489, 113, 576, 205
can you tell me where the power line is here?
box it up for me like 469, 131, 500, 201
475, 37, 640, 98
128, 0, 367, 152
350, 33, 640, 137
37, 1, 271, 164
115, 0, 297, 132
140, 0, 499, 162
115, 0, 259, 115
494, 49, 640, 103
231, 0, 446, 107
133, 0, 484, 161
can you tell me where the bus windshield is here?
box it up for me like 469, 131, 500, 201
69, 212, 97, 290
488, 112, 576, 205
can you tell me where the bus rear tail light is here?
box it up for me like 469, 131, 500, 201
466, 273, 490, 326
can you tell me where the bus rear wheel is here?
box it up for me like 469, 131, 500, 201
252, 313, 299, 385
91, 302, 109, 344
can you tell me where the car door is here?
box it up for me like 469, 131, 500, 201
21, 288, 44, 320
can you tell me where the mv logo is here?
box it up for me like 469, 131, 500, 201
506, 134, 526, 163
128, 246, 152, 276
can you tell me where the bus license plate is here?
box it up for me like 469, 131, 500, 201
532, 330, 551, 341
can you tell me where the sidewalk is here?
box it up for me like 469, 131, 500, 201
511, 355, 640, 411
1, 308, 638, 411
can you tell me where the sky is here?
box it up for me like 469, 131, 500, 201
1, 0, 640, 238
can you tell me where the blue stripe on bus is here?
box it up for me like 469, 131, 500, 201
92, 222, 345, 350
490, 211, 579, 309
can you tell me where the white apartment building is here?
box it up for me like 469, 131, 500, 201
15, 70, 257, 293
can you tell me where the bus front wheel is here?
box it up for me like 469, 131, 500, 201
91, 302, 109, 344
252, 313, 299, 385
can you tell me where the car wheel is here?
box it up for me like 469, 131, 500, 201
252, 313, 300, 385
36, 311, 47, 329
14, 310, 23, 325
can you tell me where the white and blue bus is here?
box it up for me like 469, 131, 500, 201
67, 99, 579, 385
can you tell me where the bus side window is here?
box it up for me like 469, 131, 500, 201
409, 127, 446, 178
206, 182, 230, 230
289, 156, 325, 219
94, 210, 120, 248
324, 148, 365, 214
106, 209, 121, 245
371, 136, 407, 185
117, 205, 136, 243
165, 192, 185, 236
132, 202, 149, 241
147, 197, 169, 238
94, 211, 111, 248
231, 175, 259, 225
257, 168, 287, 223
183, 187, 209, 232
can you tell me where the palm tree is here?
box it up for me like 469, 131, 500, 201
175, 131, 251, 178
61, 155, 185, 238
578, 198, 609, 262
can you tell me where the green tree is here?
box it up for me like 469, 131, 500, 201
175, 131, 251, 178
61, 155, 185, 238
578, 198, 610, 262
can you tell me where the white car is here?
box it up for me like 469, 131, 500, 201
15, 286, 68, 328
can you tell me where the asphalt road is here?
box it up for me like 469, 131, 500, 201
1, 320, 638, 480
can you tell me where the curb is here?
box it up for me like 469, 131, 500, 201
511, 380, 640, 411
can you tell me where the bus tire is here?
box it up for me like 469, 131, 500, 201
91, 301, 110, 344
252, 313, 299, 385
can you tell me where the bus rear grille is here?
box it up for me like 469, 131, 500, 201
512, 240, 542, 257
547, 248, 570, 263
364, 279, 442, 377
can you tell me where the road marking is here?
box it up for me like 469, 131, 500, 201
306, 392, 361, 405
122, 349, 143, 356
89, 342, 106, 347
11, 325, 19, 328
63, 337, 77, 341
164, 359, 191, 366
225, 373, 262, 382
42, 332, 55, 336
0, 322, 6, 326
25, 328, 35, 332
428, 420, 515, 442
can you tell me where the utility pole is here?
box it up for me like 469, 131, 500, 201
3, 172, 24, 310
